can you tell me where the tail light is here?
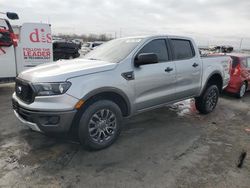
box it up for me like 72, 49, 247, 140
232, 64, 241, 76
222, 58, 232, 74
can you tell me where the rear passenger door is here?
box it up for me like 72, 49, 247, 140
133, 39, 177, 111
170, 38, 201, 99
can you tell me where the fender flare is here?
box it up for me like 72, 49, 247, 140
201, 71, 223, 94
82, 87, 131, 116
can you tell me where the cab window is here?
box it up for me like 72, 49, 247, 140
246, 57, 250, 68
171, 39, 195, 60
138, 39, 169, 62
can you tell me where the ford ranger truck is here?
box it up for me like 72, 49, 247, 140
12, 35, 231, 150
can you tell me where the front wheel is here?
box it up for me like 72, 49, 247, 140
78, 100, 122, 150
195, 85, 219, 114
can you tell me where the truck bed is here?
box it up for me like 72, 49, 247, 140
201, 54, 231, 90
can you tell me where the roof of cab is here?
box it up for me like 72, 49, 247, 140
119, 35, 193, 41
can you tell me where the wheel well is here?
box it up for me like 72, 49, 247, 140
243, 80, 248, 90
206, 74, 223, 93
69, 91, 130, 137
83, 92, 130, 117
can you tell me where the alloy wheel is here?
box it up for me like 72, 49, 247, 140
88, 109, 117, 144
239, 83, 246, 98
206, 87, 218, 111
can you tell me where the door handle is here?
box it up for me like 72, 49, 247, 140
192, 63, 199, 67
165, 67, 173, 72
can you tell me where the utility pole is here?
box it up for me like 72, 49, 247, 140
239, 38, 243, 51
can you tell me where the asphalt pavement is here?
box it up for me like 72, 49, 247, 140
0, 83, 249, 188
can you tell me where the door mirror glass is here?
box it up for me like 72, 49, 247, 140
6, 12, 19, 20
0, 30, 13, 47
134, 53, 158, 67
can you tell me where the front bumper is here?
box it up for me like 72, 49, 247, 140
12, 99, 77, 133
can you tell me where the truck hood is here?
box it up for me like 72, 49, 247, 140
18, 59, 117, 82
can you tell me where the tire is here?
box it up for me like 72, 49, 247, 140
68, 55, 73, 59
78, 100, 122, 150
195, 85, 219, 114
236, 82, 247, 98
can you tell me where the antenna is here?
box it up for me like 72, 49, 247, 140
239, 38, 243, 51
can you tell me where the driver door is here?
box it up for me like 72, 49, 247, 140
133, 39, 177, 111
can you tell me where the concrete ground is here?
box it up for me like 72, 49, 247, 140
0, 83, 250, 188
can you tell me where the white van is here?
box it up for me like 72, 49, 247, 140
0, 12, 53, 82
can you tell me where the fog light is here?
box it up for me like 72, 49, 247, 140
40, 116, 60, 125
48, 116, 60, 124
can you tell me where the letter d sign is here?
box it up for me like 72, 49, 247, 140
29, 29, 40, 42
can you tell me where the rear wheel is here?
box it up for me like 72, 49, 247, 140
195, 85, 219, 114
78, 100, 122, 150
237, 82, 247, 98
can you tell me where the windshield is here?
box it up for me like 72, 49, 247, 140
84, 38, 142, 63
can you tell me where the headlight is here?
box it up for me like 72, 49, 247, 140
32, 82, 71, 96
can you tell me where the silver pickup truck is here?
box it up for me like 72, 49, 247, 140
12, 35, 231, 150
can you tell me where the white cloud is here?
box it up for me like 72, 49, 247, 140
2, 0, 250, 47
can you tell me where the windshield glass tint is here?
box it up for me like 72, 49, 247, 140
84, 38, 142, 63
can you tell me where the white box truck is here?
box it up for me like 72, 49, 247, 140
0, 12, 53, 82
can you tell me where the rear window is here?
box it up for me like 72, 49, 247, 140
231, 56, 239, 68
230, 56, 249, 68
246, 58, 250, 68
171, 39, 195, 60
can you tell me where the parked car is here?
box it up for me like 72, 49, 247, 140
210, 45, 234, 53
225, 53, 250, 98
12, 35, 231, 150
52, 36, 65, 43
71, 39, 83, 49
80, 41, 104, 55
53, 41, 80, 61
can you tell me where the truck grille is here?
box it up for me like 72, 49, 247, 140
15, 79, 35, 103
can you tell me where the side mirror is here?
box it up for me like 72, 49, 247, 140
134, 53, 158, 67
0, 30, 13, 47
6, 12, 19, 20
